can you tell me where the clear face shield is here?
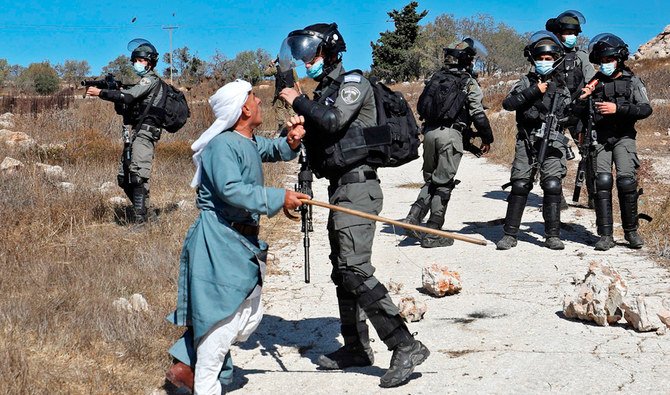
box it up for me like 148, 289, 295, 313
588, 33, 625, 54
557, 10, 586, 25
278, 33, 323, 72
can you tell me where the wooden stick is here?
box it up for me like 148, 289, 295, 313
300, 199, 488, 246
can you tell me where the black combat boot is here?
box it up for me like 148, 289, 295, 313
131, 185, 148, 224
617, 177, 644, 249
403, 203, 428, 239
542, 177, 564, 250
496, 180, 529, 250
594, 173, 615, 251
420, 186, 453, 248
379, 339, 431, 388
317, 288, 374, 370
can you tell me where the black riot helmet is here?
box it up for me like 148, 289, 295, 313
588, 33, 630, 63
524, 31, 565, 62
545, 10, 586, 34
278, 23, 346, 72
128, 38, 159, 66
443, 37, 487, 68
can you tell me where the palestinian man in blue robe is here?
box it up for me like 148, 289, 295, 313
164, 79, 309, 394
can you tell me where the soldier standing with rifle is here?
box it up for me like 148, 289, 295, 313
545, 10, 597, 209
86, 38, 164, 224
576, 33, 652, 251
403, 38, 494, 248
496, 31, 573, 251
278, 22, 429, 388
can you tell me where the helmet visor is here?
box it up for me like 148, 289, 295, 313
588, 33, 625, 52
557, 10, 586, 25
127, 38, 153, 51
278, 34, 323, 72
529, 30, 563, 48
463, 37, 488, 57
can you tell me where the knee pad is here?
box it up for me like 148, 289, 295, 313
511, 179, 531, 196
616, 177, 637, 194
541, 176, 562, 196
434, 186, 452, 203
333, 269, 366, 294
129, 174, 146, 186
595, 173, 613, 191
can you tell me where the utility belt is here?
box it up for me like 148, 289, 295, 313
230, 222, 260, 237
425, 121, 466, 132
332, 168, 378, 186
133, 123, 162, 140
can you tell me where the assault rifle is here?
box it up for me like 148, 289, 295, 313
573, 78, 600, 202
121, 125, 132, 186
527, 83, 568, 188
273, 65, 299, 105
462, 128, 483, 157
81, 73, 125, 90
295, 145, 313, 283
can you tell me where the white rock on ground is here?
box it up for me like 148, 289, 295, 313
97, 181, 116, 194
35, 162, 65, 180
621, 296, 670, 334
113, 294, 149, 313
195, 148, 670, 394
57, 182, 75, 193
422, 263, 462, 297
1, 156, 24, 173
0, 129, 36, 150
563, 261, 627, 326
108, 196, 128, 205
398, 296, 427, 322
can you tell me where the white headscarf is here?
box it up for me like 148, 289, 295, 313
190, 79, 252, 188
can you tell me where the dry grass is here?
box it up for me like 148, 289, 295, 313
0, 84, 301, 394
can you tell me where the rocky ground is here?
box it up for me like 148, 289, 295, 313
204, 152, 670, 394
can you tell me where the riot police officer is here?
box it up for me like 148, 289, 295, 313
87, 38, 164, 224
403, 38, 494, 248
278, 23, 429, 388
577, 33, 652, 250
496, 31, 573, 251
546, 10, 597, 208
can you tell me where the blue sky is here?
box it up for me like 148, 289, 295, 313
0, 1, 667, 75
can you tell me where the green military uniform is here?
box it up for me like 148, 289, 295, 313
293, 61, 413, 360
585, 70, 652, 249
498, 73, 572, 248
99, 69, 163, 221
406, 66, 493, 248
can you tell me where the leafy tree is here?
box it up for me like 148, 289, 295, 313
371, 1, 428, 82
226, 49, 272, 85
208, 50, 231, 85
16, 62, 60, 95
413, 14, 458, 77
0, 59, 10, 87
55, 60, 91, 87
102, 55, 136, 84
162, 47, 207, 86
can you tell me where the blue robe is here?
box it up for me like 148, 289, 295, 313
167, 130, 297, 384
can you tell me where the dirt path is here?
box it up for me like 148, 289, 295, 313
223, 153, 670, 393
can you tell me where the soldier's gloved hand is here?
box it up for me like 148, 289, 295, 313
86, 87, 101, 97
479, 143, 491, 155
279, 88, 300, 105
284, 190, 310, 210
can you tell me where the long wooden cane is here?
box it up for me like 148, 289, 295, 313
298, 198, 488, 246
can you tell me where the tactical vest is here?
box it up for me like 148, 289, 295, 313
591, 73, 635, 138
119, 77, 164, 127
516, 74, 569, 134
555, 50, 584, 95
304, 72, 372, 179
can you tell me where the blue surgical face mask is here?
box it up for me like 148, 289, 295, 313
600, 61, 617, 76
133, 62, 148, 76
563, 35, 577, 49
306, 58, 324, 79
534, 60, 554, 76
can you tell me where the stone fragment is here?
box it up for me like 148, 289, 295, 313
387, 280, 404, 294
109, 196, 128, 205
563, 261, 627, 326
112, 297, 132, 313
1, 156, 24, 173
0, 129, 36, 150
398, 296, 427, 322
634, 24, 670, 60
422, 264, 462, 297
177, 199, 195, 210
129, 293, 149, 312
35, 162, 65, 180
98, 181, 116, 194
621, 296, 669, 333
57, 182, 75, 193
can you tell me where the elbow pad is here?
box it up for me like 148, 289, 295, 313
293, 95, 341, 133
618, 103, 653, 120
503, 85, 542, 111
99, 89, 134, 105
472, 112, 494, 144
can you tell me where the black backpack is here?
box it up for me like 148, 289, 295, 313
363, 75, 420, 167
156, 80, 190, 133
417, 70, 469, 124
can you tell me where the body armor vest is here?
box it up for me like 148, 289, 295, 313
516, 74, 567, 133
555, 51, 584, 95
592, 73, 635, 139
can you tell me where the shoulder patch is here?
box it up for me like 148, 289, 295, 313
344, 74, 362, 84
340, 86, 362, 105
139, 77, 151, 86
